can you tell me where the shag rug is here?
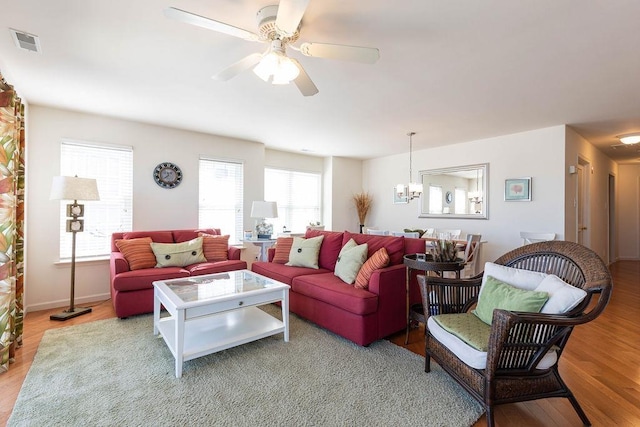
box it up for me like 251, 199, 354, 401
9, 305, 483, 426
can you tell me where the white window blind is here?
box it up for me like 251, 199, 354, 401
59, 141, 133, 259
454, 188, 467, 214
265, 168, 321, 233
429, 185, 443, 214
199, 158, 244, 243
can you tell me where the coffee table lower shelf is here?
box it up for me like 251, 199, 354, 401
157, 306, 285, 376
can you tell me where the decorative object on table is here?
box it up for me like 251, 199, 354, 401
153, 162, 183, 189
504, 177, 532, 201
306, 221, 324, 231
404, 228, 425, 237
430, 238, 459, 262
49, 175, 100, 320
352, 191, 372, 233
395, 131, 423, 202
250, 201, 278, 239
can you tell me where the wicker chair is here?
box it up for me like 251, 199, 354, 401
417, 241, 612, 426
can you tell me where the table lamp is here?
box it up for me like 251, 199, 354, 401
49, 175, 100, 321
250, 201, 278, 239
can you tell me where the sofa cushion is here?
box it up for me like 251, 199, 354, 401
251, 261, 330, 285
199, 233, 229, 262
304, 229, 344, 271
291, 273, 378, 316
273, 237, 294, 264
187, 260, 247, 276
115, 237, 157, 270
355, 247, 390, 290
342, 232, 405, 265
122, 231, 174, 244
150, 237, 207, 268
334, 239, 368, 284
286, 235, 324, 269
174, 228, 218, 243
112, 267, 190, 292
473, 276, 549, 325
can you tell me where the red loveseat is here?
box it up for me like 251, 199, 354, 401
251, 229, 426, 346
110, 228, 247, 318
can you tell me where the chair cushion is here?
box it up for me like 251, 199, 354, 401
432, 313, 491, 351
473, 276, 549, 325
286, 235, 324, 269
536, 274, 587, 314
427, 316, 558, 370
334, 239, 368, 284
150, 237, 207, 268
482, 262, 548, 292
354, 247, 390, 290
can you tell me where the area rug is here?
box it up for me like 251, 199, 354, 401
9, 305, 483, 426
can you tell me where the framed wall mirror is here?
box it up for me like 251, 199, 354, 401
419, 163, 489, 219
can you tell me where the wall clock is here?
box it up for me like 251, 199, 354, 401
153, 162, 183, 189
445, 191, 453, 204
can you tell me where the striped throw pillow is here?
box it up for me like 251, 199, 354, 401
199, 233, 229, 262
273, 237, 294, 264
354, 247, 390, 289
115, 237, 156, 271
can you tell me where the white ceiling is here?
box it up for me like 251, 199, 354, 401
2, 0, 640, 162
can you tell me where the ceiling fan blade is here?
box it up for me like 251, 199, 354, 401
300, 42, 380, 64
275, 0, 310, 37
164, 7, 259, 42
212, 53, 263, 81
291, 59, 318, 97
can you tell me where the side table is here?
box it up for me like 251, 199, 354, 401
241, 238, 277, 262
403, 253, 464, 344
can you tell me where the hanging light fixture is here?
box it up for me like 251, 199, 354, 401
253, 40, 300, 85
396, 132, 423, 201
468, 168, 483, 213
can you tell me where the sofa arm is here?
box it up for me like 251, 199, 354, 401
368, 264, 405, 296
367, 264, 408, 338
110, 252, 130, 275
267, 247, 276, 262
228, 246, 242, 260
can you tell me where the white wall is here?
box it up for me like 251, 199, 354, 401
617, 164, 640, 260
325, 156, 363, 233
27, 105, 266, 311
363, 126, 568, 264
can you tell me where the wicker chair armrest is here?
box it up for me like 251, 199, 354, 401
485, 309, 591, 376
417, 275, 482, 316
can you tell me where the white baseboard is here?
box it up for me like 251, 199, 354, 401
25, 292, 111, 314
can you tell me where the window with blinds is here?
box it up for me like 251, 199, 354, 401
429, 185, 443, 214
199, 158, 244, 243
265, 168, 321, 233
59, 141, 133, 259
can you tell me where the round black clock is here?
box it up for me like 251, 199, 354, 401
153, 162, 183, 189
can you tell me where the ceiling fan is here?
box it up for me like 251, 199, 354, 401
164, 0, 380, 96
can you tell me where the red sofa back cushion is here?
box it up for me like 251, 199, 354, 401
111, 228, 221, 251
342, 232, 405, 265
304, 229, 344, 271
173, 228, 219, 243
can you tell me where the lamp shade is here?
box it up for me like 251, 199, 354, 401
50, 176, 100, 201
250, 201, 278, 218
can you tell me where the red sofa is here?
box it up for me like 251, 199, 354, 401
251, 229, 426, 346
110, 228, 247, 318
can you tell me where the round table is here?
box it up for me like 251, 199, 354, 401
403, 253, 464, 344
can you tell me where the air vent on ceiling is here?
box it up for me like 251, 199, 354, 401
10, 29, 41, 53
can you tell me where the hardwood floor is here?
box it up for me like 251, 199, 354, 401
2, 261, 639, 426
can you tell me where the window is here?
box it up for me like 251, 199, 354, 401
428, 185, 443, 214
199, 158, 243, 243
59, 141, 133, 259
454, 188, 467, 214
265, 168, 321, 233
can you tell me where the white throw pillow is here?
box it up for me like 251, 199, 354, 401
334, 239, 368, 284
286, 235, 324, 269
535, 274, 587, 314
481, 262, 548, 293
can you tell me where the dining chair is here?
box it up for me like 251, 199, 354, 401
392, 231, 420, 238
520, 231, 556, 245
421, 228, 435, 238
436, 229, 461, 240
459, 234, 482, 278
366, 229, 389, 236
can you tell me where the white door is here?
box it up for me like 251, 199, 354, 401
577, 162, 590, 246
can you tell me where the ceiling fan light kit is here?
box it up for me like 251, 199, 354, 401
165, 0, 379, 96
617, 133, 640, 145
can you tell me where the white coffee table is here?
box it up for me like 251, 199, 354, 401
153, 270, 290, 378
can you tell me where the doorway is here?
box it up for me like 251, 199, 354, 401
576, 158, 590, 248
608, 174, 616, 264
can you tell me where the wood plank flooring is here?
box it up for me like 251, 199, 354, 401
1, 261, 639, 426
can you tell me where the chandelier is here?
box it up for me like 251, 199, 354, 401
396, 132, 423, 201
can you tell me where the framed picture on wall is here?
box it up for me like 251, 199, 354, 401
505, 177, 532, 201
393, 186, 409, 204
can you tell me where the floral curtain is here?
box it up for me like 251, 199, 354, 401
0, 72, 25, 374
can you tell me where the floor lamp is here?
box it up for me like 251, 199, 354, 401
49, 176, 100, 321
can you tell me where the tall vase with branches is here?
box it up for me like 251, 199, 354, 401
353, 192, 372, 234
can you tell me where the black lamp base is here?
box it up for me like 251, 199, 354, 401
50, 306, 92, 321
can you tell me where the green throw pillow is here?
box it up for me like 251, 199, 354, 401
334, 239, 368, 284
286, 235, 324, 269
150, 237, 206, 268
473, 275, 550, 325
